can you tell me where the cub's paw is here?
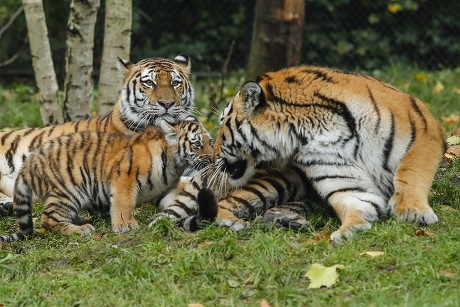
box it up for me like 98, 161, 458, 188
0, 201, 13, 216
112, 219, 140, 233
389, 194, 438, 225
77, 224, 96, 236
60, 223, 96, 236
148, 213, 178, 228
216, 217, 247, 232
262, 204, 310, 231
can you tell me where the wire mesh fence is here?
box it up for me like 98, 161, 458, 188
132, 0, 460, 75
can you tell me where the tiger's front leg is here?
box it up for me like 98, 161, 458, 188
110, 179, 139, 233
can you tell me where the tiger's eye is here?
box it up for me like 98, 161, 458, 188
172, 80, 181, 87
144, 80, 154, 87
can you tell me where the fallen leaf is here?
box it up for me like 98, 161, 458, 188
94, 233, 107, 240
444, 146, 460, 160
197, 241, 214, 248
305, 263, 344, 289
439, 270, 456, 278
415, 229, 435, 237
260, 300, 271, 307
437, 205, 458, 213
451, 127, 460, 136
228, 279, 240, 288
188, 304, 204, 307
442, 114, 460, 125
447, 135, 460, 146
360, 251, 384, 258
432, 81, 445, 94
307, 232, 331, 244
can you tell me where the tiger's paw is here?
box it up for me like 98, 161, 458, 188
262, 204, 309, 231
112, 219, 140, 233
60, 223, 96, 236
216, 217, 247, 232
148, 213, 178, 228
0, 201, 13, 216
215, 207, 247, 231
389, 194, 438, 225
330, 221, 373, 244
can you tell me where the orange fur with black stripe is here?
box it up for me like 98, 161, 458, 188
0, 120, 212, 242
0, 55, 195, 216
206, 66, 445, 241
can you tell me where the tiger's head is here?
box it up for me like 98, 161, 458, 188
214, 81, 284, 187
160, 118, 213, 171
117, 55, 195, 132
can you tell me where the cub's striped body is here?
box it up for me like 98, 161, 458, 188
211, 65, 445, 242
0, 120, 212, 242
150, 165, 318, 231
0, 55, 195, 216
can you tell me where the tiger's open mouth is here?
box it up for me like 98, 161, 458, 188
223, 159, 247, 180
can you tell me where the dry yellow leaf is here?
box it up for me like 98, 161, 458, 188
197, 241, 214, 248
260, 300, 272, 307
432, 81, 444, 94
360, 251, 384, 258
444, 146, 460, 160
415, 229, 436, 237
439, 270, 456, 278
305, 263, 344, 289
188, 304, 204, 307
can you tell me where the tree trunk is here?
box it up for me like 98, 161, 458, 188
97, 0, 132, 115
245, 0, 305, 81
22, 0, 63, 125
63, 0, 100, 122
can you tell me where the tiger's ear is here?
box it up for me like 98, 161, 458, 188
174, 54, 191, 75
240, 81, 266, 114
159, 120, 178, 145
117, 57, 133, 77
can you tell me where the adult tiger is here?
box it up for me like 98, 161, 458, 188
0, 54, 195, 216
154, 65, 446, 242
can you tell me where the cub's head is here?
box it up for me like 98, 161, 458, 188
160, 118, 213, 171
117, 54, 195, 131
214, 81, 274, 187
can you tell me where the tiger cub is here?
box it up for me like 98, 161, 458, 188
155, 66, 446, 241
0, 54, 195, 216
209, 66, 445, 242
0, 120, 212, 242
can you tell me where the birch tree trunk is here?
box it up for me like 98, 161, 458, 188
22, 0, 63, 125
97, 0, 132, 115
246, 0, 305, 80
63, 0, 100, 122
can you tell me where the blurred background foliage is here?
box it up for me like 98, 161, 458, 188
1, 0, 459, 86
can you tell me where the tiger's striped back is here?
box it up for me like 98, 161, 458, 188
0, 119, 212, 242
0, 54, 196, 216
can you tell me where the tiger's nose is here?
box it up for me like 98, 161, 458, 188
158, 100, 176, 110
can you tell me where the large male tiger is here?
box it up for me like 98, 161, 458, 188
153, 66, 446, 242
0, 54, 195, 216
0, 119, 213, 242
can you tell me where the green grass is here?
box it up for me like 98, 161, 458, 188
1, 65, 460, 306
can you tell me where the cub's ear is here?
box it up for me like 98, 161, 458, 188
240, 81, 266, 113
159, 120, 178, 145
174, 54, 191, 75
117, 57, 132, 77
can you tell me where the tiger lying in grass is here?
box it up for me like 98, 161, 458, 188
153, 65, 446, 242
0, 54, 195, 217
0, 119, 212, 242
